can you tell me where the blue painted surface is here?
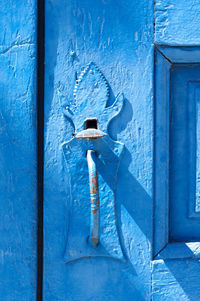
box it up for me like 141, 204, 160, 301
157, 46, 200, 63
155, 0, 200, 45
63, 135, 125, 262
154, 49, 171, 257
153, 47, 200, 300
152, 259, 200, 301
62, 62, 124, 262
2, 0, 200, 299
170, 65, 200, 241
44, 0, 153, 299
0, 0, 37, 299
43, 1, 200, 300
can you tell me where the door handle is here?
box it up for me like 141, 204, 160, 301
62, 62, 125, 262
87, 150, 100, 247
76, 128, 105, 247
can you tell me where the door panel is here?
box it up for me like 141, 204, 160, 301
154, 2, 200, 299
170, 65, 200, 241
154, 47, 200, 301
0, 1, 37, 299
44, 0, 153, 300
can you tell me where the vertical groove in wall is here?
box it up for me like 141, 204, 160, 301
37, 0, 45, 299
152, 0, 156, 298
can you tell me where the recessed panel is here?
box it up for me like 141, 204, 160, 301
169, 65, 200, 241
195, 87, 200, 213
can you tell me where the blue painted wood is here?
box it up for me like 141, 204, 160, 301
157, 46, 200, 63
63, 135, 125, 262
44, 1, 200, 300
194, 87, 200, 214
44, 0, 154, 299
154, 49, 171, 257
62, 62, 124, 262
153, 260, 200, 301
155, 0, 200, 45
0, 0, 37, 299
153, 47, 200, 300
170, 65, 200, 241
156, 242, 200, 260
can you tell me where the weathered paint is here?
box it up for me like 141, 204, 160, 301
153, 48, 200, 300
44, 0, 153, 299
152, 259, 200, 301
0, 0, 37, 299
63, 62, 124, 135
62, 62, 125, 263
44, 0, 200, 300
155, 0, 200, 45
153, 7, 200, 300
87, 150, 100, 247
2, 0, 200, 299
62, 134, 125, 263
76, 129, 105, 139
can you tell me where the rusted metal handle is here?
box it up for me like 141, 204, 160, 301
76, 128, 105, 139
87, 150, 100, 247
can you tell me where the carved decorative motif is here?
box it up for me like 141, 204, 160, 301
62, 62, 125, 263
63, 62, 124, 133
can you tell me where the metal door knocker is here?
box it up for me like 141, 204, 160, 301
62, 62, 125, 262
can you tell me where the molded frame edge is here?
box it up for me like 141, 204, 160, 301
154, 46, 200, 260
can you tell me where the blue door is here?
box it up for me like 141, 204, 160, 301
1, 0, 200, 300
44, 0, 153, 299
43, 0, 200, 300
